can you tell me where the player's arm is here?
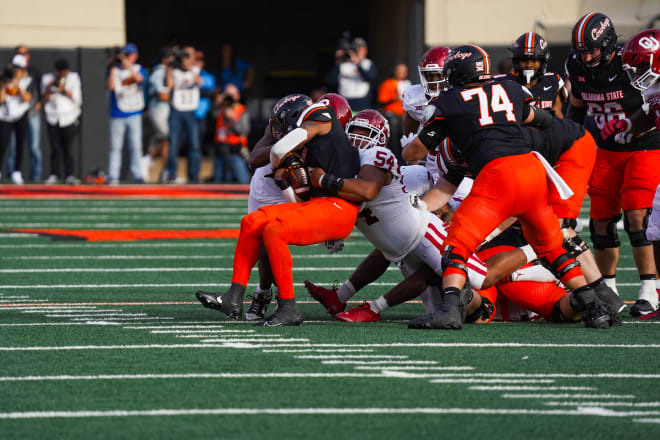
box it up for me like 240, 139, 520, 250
565, 93, 587, 123
269, 117, 331, 168
522, 103, 553, 129
310, 165, 387, 203
552, 94, 565, 118
421, 174, 457, 212
601, 106, 657, 141
402, 108, 446, 162
248, 124, 276, 170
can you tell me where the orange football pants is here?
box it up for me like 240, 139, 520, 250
231, 197, 359, 299
549, 132, 596, 219
589, 148, 660, 219
444, 153, 578, 282
477, 244, 565, 322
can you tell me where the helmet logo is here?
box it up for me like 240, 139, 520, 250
591, 18, 610, 41
475, 61, 484, 71
453, 50, 472, 60
639, 35, 660, 51
539, 38, 547, 50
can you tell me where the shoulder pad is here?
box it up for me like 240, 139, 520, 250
402, 84, 429, 119
297, 103, 332, 126
359, 147, 400, 176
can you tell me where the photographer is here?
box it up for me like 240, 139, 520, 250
211, 83, 250, 183
144, 47, 174, 182
0, 54, 34, 184
41, 59, 82, 184
163, 46, 201, 183
107, 43, 146, 184
327, 36, 377, 111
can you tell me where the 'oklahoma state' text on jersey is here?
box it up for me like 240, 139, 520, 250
418, 79, 532, 175
297, 104, 361, 197
565, 48, 660, 152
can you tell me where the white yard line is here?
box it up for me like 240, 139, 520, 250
502, 393, 635, 399
199, 338, 311, 343
150, 330, 256, 334
469, 386, 596, 391
430, 379, 555, 383
0, 267, 390, 273
0, 373, 387, 382
295, 355, 409, 359
355, 366, 473, 371
546, 401, 660, 407
322, 360, 438, 365
1, 406, 659, 419
263, 349, 375, 353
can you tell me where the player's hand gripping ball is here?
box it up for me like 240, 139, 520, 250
279, 153, 311, 201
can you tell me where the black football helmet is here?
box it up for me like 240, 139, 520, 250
510, 32, 550, 84
270, 94, 313, 140
571, 12, 617, 70
444, 45, 492, 87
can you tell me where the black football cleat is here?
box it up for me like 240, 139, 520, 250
245, 289, 273, 321
257, 297, 303, 326
593, 281, 626, 315
408, 286, 471, 330
195, 282, 245, 320
570, 286, 616, 329
630, 299, 657, 318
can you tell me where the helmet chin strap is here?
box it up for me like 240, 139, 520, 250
522, 69, 535, 84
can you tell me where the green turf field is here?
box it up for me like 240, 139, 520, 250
1, 197, 659, 439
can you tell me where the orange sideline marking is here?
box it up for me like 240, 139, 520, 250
0, 184, 249, 199
11, 229, 239, 241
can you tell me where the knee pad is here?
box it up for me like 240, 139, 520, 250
562, 235, 590, 259
541, 251, 581, 283
624, 209, 652, 247
442, 245, 468, 278
589, 215, 621, 250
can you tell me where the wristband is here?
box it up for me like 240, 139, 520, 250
320, 173, 344, 191
519, 244, 537, 263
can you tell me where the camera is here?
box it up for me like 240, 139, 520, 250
223, 94, 234, 107
336, 31, 354, 62
0, 67, 14, 84
108, 46, 123, 67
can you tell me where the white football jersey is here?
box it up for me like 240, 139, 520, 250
400, 165, 436, 195
402, 84, 429, 122
643, 82, 660, 118
356, 147, 428, 262
248, 164, 286, 213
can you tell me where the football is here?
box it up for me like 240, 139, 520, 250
281, 153, 312, 201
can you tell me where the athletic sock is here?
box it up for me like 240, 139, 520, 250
509, 264, 556, 283
336, 280, 356, 304
638, 276, 658, 306
368, 296, 389, 313
603, 275, 618, 295
656, 279, 660, 300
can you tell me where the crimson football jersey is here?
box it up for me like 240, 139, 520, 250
297, 104, 361, 197
565, 48, 660, 152
418, 79, 533, 175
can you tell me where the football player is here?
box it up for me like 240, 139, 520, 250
195, 93, 361, 326
240, 93, 352, 321
307, 109, 534, 322
403, 44, 617, 329
601, 28, 660, 315
565, 14, 660, 317
500, 32, 568, 116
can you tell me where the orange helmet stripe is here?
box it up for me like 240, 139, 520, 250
469, 44, 491, 74
575, 12, 597, 48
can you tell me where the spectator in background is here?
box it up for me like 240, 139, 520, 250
212, 83, 250, 183
42, 59, 82, 184
194, 51, 216, 157
6, 45, 42, 182
144, 46, 174, 182
107, 43, 147, 184
328, 36, 377, 111
164, 46, 201, 183
217, 43, 254, 96
377, 62, 411, 159
0, 54, 34, 184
